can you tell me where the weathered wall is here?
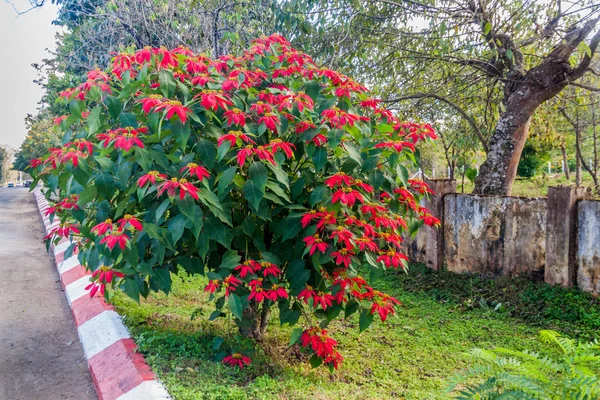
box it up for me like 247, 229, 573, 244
403, 179, 456, 270
443, 194, 547, 278
577, 200, 600, 296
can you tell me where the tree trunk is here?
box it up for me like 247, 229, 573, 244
473, 110, 532, 195
561, 144, 570, 181
239, 302, 270, 341
576, 128, 582, 186
473, 19, 599, 195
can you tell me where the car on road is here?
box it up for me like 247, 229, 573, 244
23, 181, 31, 188
7, 182, 14, 188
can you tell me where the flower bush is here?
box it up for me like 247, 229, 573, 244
31, 34, 438, 370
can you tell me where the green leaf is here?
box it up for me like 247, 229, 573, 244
168, 214, 187, 243
150, 267, 172, 294
289, 328, 303, 346
178, 196, 197, 221
212, 337, 224, 350
484, 21, 492, 35
266, 181, 290, 202
228, 293, 243, 320
119, 113, 138, 128
204, 217, 230, 248
248, 162, 268, 191
158, 70, 176, 97
219, 250, 241, 271
506, 49, 513, 61
95, 172, 116, 198
309, 355, 323, 368
312, 146, 327, 171
286, 259, 310, 290
104, 95, 122, 120
282, 214, 302, 241
310, 185, 327, 207
266, 162, 289, 189
359, 309, 374, 333
121, 278, 141, 303
466, 167, 478, 183
217, 167, 236, 196
243, 180, 264, 212
77, 184, 97, 206
87, 106, 102, 135
195, 139, 217, 170
117, 80, 142, 100
172, 120, 191, 148
135, 148, 152, 171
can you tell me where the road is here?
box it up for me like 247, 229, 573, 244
0, 188, 96, 400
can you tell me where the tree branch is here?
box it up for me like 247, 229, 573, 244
383, 93, 489, 152
568, 81, 600, 92
569, 25, 600, 80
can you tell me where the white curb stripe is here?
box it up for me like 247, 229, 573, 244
116, 380, 171, 400
54, 241, 72, 255
65, 275, 92, 304
78, 310, 131, 359
58, 256, 80, 275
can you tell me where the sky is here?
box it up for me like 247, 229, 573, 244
0, 0, 60, 148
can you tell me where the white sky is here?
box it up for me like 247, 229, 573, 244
0, 0, 60, 148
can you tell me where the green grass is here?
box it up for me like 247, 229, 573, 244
110, 265, 600, 399
456, 172, 599, 198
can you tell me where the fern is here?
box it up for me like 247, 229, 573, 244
449, 330, 600, 399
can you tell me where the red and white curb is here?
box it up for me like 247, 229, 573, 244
33, 189, 171, 400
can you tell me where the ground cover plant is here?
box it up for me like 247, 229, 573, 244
31, 34, 439, 369
108, 265, 600, 399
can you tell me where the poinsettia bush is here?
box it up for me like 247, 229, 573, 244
31, 34, 438, 370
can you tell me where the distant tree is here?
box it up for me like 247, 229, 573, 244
274, 0, 600, 195
0, 147, 6, 182
13, 113, 62, 171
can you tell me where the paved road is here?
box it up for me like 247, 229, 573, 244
0, 188, 96, 400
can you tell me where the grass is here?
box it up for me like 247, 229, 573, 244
455, 172, 599, 198
110, 265, 600, 400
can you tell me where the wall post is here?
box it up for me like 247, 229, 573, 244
545, 186, 589, 287
423, 179, 456, 270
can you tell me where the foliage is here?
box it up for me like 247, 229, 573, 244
391, 264, 600, 339
109, 268, 556, 399
32, 35, 438, 369
517, 142, 550, 178
0, 146, 6, 182
449, 330, 600, 399
14, 113, 63, 171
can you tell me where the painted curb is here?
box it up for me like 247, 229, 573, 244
33, 189, 171, 400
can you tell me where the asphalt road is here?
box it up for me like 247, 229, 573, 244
0, 188, 96, 400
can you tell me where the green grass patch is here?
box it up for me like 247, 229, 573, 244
111, 265, 600, 399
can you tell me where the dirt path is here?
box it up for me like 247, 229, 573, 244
0, 188, 96, 400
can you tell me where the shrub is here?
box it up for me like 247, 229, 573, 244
31, 35, 436, 369
517, 142, 550, 178
449, 330, 600, 399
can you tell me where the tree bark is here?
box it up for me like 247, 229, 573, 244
576, 123, 582, 186
561, 143, 570, 181
239, 302, 270, 341
473, 20, 600, 195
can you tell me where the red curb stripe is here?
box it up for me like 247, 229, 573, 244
32, 190, 168, 400
88, 339, 155, 400
71, 296, 115, 326
61, 264, 89, 287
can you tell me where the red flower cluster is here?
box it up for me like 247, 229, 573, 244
222, 353, 251, 369
43, 223, 80, 240
299, 327, 344, 369
85, 266, 125, 297
97, 127, 148, 152
157, 177, 199, 200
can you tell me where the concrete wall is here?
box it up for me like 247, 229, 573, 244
443, 194, 547, 278
577, 200, 600, 296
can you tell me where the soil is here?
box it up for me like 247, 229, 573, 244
0, 188, 96, 400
